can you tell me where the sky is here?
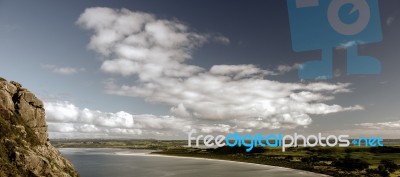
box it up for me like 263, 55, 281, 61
0, 0, 399, 139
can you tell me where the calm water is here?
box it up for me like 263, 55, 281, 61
59, 148, 326, 177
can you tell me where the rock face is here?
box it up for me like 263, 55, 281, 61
0, 77, 79, 177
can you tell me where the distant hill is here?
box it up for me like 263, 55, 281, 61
0, 77, 79, 177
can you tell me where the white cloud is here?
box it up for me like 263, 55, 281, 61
213, 35, 230, 45
77, 7, 206, 79
42, 64, 85, 75
76, 7, 363, 137
48, 123, 76, 133
234, 113, 312, 130
199, 124, 231, 134
170, 103, 192, 118
326, 128, 400, 139
276, 63, 300, 74
46, 102, 80, 122
44, 101, 191, 138
356, 120, 400, 129
210, 64, 277, 78
103, 76, 359, 122
387, 16, 395, 26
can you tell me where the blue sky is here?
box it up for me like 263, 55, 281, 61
0, 0, 399, 139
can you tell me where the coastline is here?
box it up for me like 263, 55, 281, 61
148, 153, 329, 177
56, 141, 400, 176
59, 148, 329, 177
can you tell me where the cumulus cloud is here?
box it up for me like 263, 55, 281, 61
198, 124, 231, 134
210, 64, 277, 78
44, 101, 251, 138
46, 101, 80, 122
76, 7, 363, 135
77, 7, 206, 78
45, 101, 192, 138
103, 77, 359, 124
356, 120, 400, 129
170, 103, 192, 118
42, 64, 85, 75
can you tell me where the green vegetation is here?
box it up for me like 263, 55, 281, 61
0, 116, 23, 176
0, 113, 42, 176
365, 159, 400, 177
332, 154, 370, 171
155, 145, 400, 177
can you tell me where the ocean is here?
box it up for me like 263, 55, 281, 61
59, 148, 326, 177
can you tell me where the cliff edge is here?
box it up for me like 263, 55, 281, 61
0, 77, 79, 177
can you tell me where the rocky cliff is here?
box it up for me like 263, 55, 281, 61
0, 77, 79, 177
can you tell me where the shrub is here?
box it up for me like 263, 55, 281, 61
370, 146, 400, 153
301, 155, 320, 164
212, 146, 265, 154
367, 165, 390, 177
0, 117, 11, 137
381, 159, 399, 173
285, 155, 294, 161
332, 155, 370, 171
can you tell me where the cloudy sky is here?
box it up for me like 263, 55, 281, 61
0, 0, 399, 139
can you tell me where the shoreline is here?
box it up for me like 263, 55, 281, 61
59, 148, 329, 177
148, 153, 329, 177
